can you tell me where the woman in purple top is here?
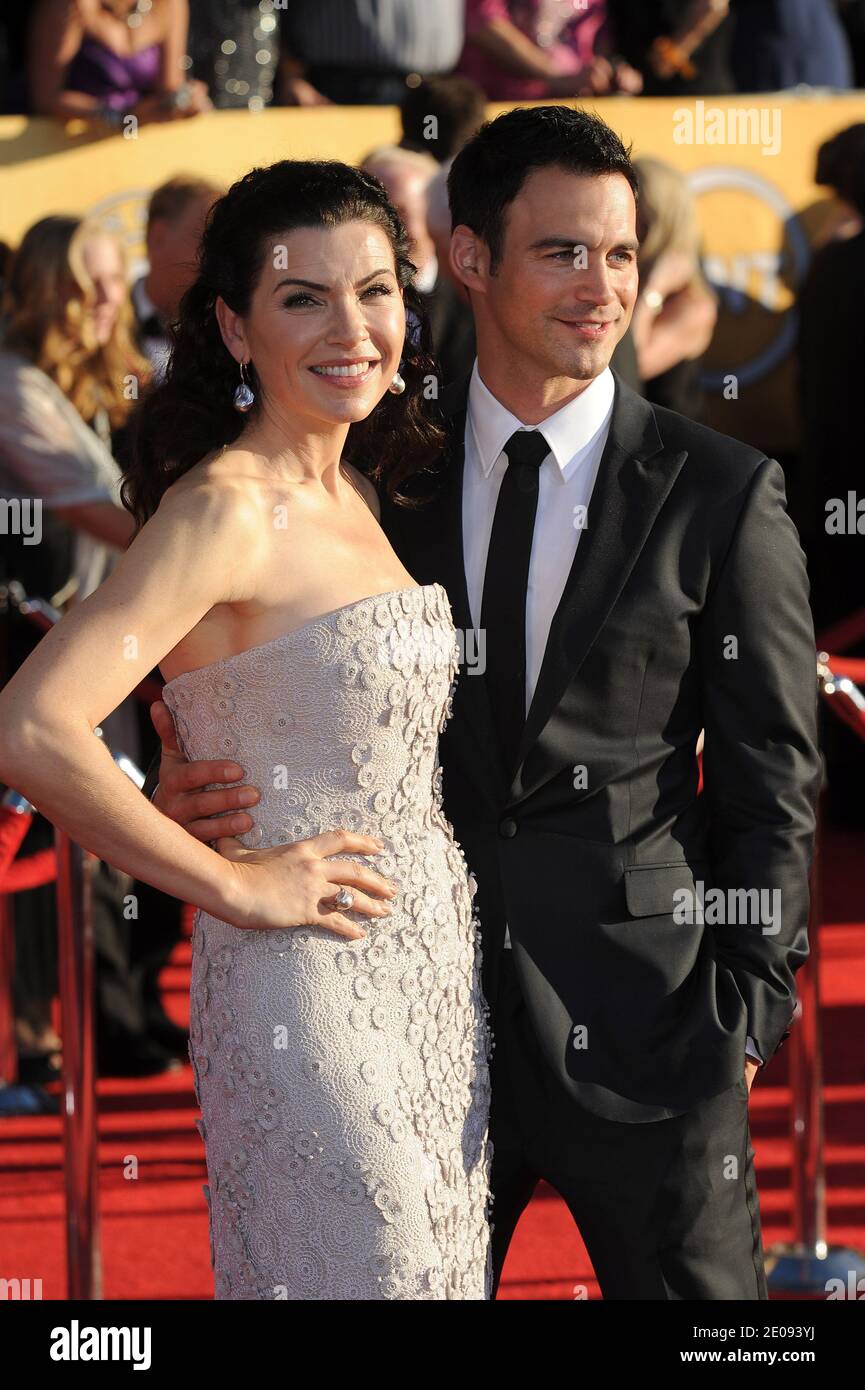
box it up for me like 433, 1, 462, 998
28, 0, 210, 129
458, 0, 643, 101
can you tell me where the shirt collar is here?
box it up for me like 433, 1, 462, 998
467, 359, 615, 480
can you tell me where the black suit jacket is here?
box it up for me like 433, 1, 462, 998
380, 370, 821, 1122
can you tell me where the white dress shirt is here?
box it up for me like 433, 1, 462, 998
460, 360, 763, 1066
462, 359, 615, 708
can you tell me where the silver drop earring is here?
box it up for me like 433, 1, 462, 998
388, 371, 406, 395
233, 360, 255, 413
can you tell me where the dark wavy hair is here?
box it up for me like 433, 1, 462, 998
122, 159, 446, 528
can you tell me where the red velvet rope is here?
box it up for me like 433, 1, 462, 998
0, 805, 57, 893
0, 847, 57, 892
817, 606, 865, 656
821, 655, 865, 683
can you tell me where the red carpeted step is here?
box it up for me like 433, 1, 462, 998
2, 830, 863, 1300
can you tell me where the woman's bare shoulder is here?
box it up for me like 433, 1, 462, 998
342, 460, 381, 520
152, 456, 275, 563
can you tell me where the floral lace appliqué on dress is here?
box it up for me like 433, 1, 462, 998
162, 583, 494, 1300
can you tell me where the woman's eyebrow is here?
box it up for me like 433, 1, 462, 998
273, 268, 397, 294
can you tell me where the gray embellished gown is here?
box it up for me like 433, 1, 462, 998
161, 583, 493, 1300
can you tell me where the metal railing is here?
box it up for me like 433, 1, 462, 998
1, 584, 144, 1298
765, 651, 865, 1293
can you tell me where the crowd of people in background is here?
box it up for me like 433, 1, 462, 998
2, 1, 865, 1090
3, 1, 865, 121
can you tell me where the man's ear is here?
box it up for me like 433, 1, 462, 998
449, 225, 489, 296
214, 294, 247, 363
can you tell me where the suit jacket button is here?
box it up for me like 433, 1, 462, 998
499, 818, 517, 838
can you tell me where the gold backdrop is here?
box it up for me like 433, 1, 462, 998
2, 94, 865, 452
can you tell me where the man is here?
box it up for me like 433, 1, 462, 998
145, 107, 820, 1298
132, 176, 222, 383
363, 145, 476, 385
277, 0, 464, 106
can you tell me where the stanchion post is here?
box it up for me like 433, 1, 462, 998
54, 828, 102, 1300
766, 659, 865, 1293
0, 888, 16, 1086
789, 784, 826, 1253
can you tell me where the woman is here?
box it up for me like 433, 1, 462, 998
629, 157, 718, 423
459, 0, 643, 101
28, 0, 210, 129
0, 161, 494, 1299
610, 0, 735, 97
0, 216, 143, 597
0, 215, 159, 1079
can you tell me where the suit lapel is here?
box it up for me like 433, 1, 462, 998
387, 370, 688, 805
511, 373, 688, 794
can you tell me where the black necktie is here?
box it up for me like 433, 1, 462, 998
479, 429, 550, 776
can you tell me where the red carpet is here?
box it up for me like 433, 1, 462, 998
2, 829, 863, 1300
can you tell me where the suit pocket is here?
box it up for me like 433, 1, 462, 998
623, 861, 706, 918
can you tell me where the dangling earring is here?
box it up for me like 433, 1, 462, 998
233, 360, 255, 413
388, 371, 406, 395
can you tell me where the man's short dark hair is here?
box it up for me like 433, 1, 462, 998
146, 175, 222, 233
400, 75, 487, 163
447, 105, 639, 271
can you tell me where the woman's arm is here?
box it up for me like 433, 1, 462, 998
670, 0, 730, 59
0, 482, 392, 936
53, 500, 135, 548
465, 1, 599, 91
28, 0, 103, 119
158, 0, 188, 92
469, 14, 568, 79
0, 484, 262, 921
0, 361, 135, 549
632, 283, 718, 381
28, 0, 206, 124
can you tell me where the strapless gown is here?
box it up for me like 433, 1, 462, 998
161, 583, 494, 1299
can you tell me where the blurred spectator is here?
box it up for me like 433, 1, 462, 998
132, 175, 222, 383
362, 146, 440, 290
123, 175, 222, 1040
797, 152, 865, 631
458, 0, 643, 101
186, 0, 279, 110
425, 158, 479, 384
363, 146, 476, 385
28, 0, 211, 130
0, 217, 183, 1078
277, 0, 464, 106
837, 0, 865, 86
0, 241, 13, 299
0, 9, 30, 113
730, 0, 853, 91
813, 123, 865, 246
0, 214, 139, 750
0, 216, 139, 575
797, 149, 865, 825
630, 157, 717, 421
612, 0, 735, 96
400, 74, 487, 162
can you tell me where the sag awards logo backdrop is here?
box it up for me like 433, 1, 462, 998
1, 94, 864, 451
